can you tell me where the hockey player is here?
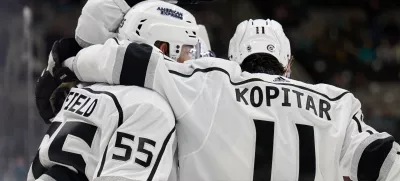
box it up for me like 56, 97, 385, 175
36, 0, 214, 123
51, 17, 400, 181
27, 1, 201, 181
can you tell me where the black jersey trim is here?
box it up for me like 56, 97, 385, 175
46, 122, 62, 137
147, 127, 176, 181
96, 146, 109, 177
358, 136, 395, 180
112, 37, 120, 45
81, 88, 124, 177
125, 0, 142, 7
32, 122, 63, 179
32, 152, 48, 179
46, 165, 87, 181
120, 43, 153, 86
352, 113, 362, 133
82, 88, 123, 126
169, 67, 350, 101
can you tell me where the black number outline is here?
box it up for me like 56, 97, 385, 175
135, 137, 156, 168
112, 132, 135, 161
31, 122, 62, 179
48, 122, 97, 177
111, 132, 156, 168
31, 121, 97, 180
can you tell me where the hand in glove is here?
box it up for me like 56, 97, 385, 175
35, 38, 82, 123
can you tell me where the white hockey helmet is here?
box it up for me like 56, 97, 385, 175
118, 0, 199, 61
229, 19, 291, 69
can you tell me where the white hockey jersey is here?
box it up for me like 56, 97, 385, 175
27, 83, 177, 181
66, 38, 400, 181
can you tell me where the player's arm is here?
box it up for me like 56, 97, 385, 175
75, 0, 214, 47
340, 95, 400, 181
68, 39, 243, 118
93, 97, 176, 181
75, 0, 145, 47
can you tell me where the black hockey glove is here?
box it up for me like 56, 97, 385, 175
35, 38, 82, 123
50, 81, 79, 115
51, 38, 82, 83
35, 70, 60, 124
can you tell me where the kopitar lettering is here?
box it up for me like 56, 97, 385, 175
235, 86, 332, 120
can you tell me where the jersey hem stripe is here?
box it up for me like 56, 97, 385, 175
169, 67, 350, 101
147, 126, 176, 181
81, 88, 124, 177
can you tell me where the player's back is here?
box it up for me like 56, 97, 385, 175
64, 40, 400, 181
28, 83, 176, 181
177, 67, 364, 181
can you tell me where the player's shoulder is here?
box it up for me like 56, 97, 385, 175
284, 77, 357, 101
251, 73, 356, 102
186, 57, 242, 74
80, 83, 172, 113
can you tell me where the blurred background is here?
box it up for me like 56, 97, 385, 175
0, 0, 399, 180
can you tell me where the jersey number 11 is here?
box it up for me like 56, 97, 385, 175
253, 119, 316, 181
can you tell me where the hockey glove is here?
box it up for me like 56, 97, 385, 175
35, 69, 60, 124
50, 38, 82, 83
36, 38, 82, 123
50, 81, 79, 115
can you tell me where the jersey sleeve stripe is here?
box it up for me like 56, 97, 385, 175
80, 88, 124, 177
168, 67, 350, 101
120, 43, 153, 86
147, 126, 176, 181
352, 113, 362, 133
358, 136, 395, 180
113, 43, 129, 84
350, 133, 395, 180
